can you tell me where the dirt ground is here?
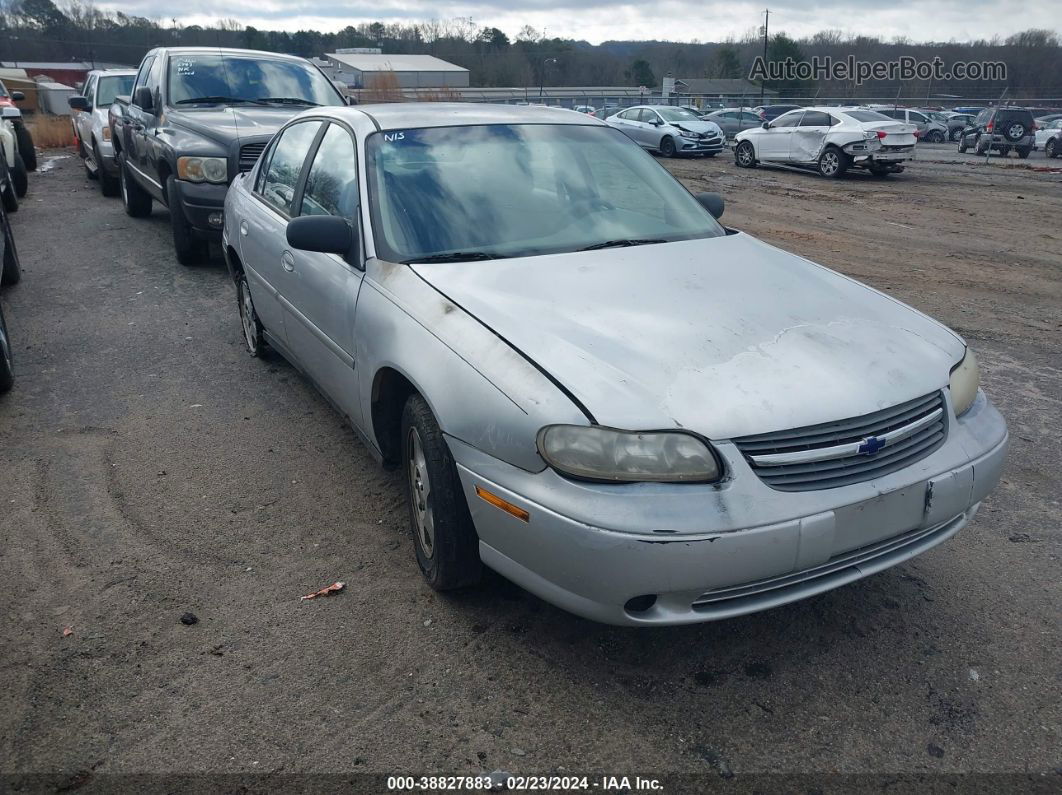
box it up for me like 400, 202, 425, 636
0, 145, 1059, 791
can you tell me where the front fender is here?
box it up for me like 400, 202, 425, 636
356, 260, 589, 472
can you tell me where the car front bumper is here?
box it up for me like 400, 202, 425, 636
173, 179, 229, 237
677, 136, 725, 154
449, 390, 1007, 626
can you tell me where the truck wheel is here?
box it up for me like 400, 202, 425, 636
14, 124, 35, 172
11, 152, 27, 198
96, 142, 119, 197
1016, 146, 1031, 159
0, 301, 13, 394
166, 176, 208, 265
2, 211, 21, 286
817, 146, 848, 178
734, 140, 757, 168
401, 393, 481, 591
118, 152, 152, 218
0, 159, 17, 213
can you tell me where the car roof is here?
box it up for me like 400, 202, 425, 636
337, 103, 607, 131
88, 69, 137, 77
150, 46, 313, 64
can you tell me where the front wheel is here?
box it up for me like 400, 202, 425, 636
1, 159, 17, 213
659, 136, 677, 158
817, 146, 848, 178
926, 130, 945, 143
957, 136, 968, 153
950, 128, 962, 142
14, 124, 35, 172
401, 394, 481, 591
734, 140, 757, 168
11, 153, 27, 198
166, 176, 208, 265
1046, 138, 1059, 159
0, 301, 13, 393
1, 210, 21, 286
119, 152, 152, 218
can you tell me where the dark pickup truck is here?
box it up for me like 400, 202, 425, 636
110, 47, 346, 264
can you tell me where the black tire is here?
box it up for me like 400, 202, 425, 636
949, 127, 962, 142
166, 176, 208, 265
868, 164, 891, 178
0, 301, 13, 393
817, 146, 848, 178
659, 136, 677, 158
734, 140, 757, 168
14, 124, 35, 172
1002, 121, 1026, 142
975, 137, 989, 155
2, 212, 21, 286
237, 273, 266, 357
0, 158, 17, 213
957, 135, 968, 153
926, 130, 945, 143
11, 153, 27, 198
118, 152, 152, 218
97, 142, 119, 197
401, 393, 481, 591
1046, 138, 1059, 159
1016, 146, 1031, 159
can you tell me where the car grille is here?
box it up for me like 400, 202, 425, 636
733, 391, 947, 492
238, 142, 268, 172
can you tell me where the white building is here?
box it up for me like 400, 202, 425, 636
325, 53, 469, 89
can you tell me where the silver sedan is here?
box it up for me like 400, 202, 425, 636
223, 104, 1007, 626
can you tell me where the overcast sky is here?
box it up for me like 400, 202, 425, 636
95, 0, 1060, 45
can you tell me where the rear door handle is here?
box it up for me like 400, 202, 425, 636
281, 251, 295, 272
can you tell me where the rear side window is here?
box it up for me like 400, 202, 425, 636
772, 111, 803, 128
799, 111, 831, 126
260, 121, 323, 215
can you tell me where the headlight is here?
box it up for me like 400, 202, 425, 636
177, 156, 228, 184
537, 425, 721, 483
949, 349, 980, 416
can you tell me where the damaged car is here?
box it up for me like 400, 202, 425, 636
223, 104, 1007, 626
734, 107, 918, 178
605, 105, 725, 157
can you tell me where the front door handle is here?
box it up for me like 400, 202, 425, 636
281, 251, 295, 272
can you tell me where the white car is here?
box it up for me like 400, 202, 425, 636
1034, 118, 1062, 158
0, 106, 27, 211
733, 106, 918, 178
68, 69, 136, 196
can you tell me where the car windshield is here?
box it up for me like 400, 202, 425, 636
167, 54, 344, 107
846, 110, 892, 122
365, 123, 725, 263
97, 75, 135, 105
657, 108, 701, 122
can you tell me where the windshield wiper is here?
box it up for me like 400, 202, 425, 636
257, 97, 321, 106
174, 96, 268, 105
579, 238, 667, 251
402, 252, 502, 264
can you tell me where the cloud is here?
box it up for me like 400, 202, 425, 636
96, 0, 1061, 45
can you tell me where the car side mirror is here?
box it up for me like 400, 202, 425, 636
696, 192, 725, 219
68, 95, 92, 112
286, 215, 353, 256
11, 90, 24, 102
133, 86, 154, 111
761, 121, 770, 129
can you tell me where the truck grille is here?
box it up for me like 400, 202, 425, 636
733, 392, 947, 492
238, 142, 268, 172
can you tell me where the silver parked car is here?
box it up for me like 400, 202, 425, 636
223, 104, 1007, 626
605, 105, 724, 157
68, 69, 136, 196
700, 107, 762, 137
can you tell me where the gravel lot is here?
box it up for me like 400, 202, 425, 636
0, 144, 1059, 789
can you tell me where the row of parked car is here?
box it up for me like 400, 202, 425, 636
60, 44, 1008, 627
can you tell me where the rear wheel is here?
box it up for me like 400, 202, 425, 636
868, 164, 892, 178
1, 211, 21, 286
949, 127, 962, 142
166, 176, 208, 265
817, 146, 848, 178
119, 152, 152, 218
0, 301, 13, 393
734, 140, 756, 168
659, 136, 677, 158
401, 394, 481, 591
1016, 146, 1031, 159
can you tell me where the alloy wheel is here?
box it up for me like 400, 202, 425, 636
820, 151, 839, 176
407, 427, 435, 559
239, 279, 258, 354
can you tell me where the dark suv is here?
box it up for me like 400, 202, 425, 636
957, 107, 1036, 158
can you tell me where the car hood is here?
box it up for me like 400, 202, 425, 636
670, 120, 721, 136
165, 106, 307, 144
411, 233, 965, 439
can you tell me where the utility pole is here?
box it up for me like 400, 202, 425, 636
759, 9, 769, 105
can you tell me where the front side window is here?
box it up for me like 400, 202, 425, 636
366, 123, 725, 264
82, 76, 97, 103
167, 54, 345, 107
133, 56, 155, 94
97, 75, 135, 106
260, 121, 322, 214
301, 125, 358, 218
